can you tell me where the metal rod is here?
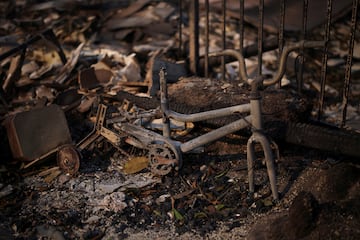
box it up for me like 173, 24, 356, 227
178, 0, 183, 59
257, 0, 264, 77
277, 0, 286, 88
250, 98, 263, 130
209, 49, 248, 84
189, 0, 199, 75
221, 0, 226, 81
264, 41, 324, 86
239, 0, 244, 59
247, 131, 279, 200
180, 116, 251, 153
205, 0, 210, 78
297, 0, 308, 92
209, 41, 325, 86
166, 104, 251, 122
278, 0, 285, 55
318, 0, 333, 120
302, 0, 308, 41
159, 68, 171, 138
200, 36, 279, 70
341, 0, 359, 127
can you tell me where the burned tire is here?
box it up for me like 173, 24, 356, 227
286, 122, 360, 157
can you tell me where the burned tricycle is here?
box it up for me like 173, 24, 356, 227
76, 39, 323, 202
75, 68, 275, 199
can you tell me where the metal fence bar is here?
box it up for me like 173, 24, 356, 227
205, 0, 210, 78
189, 0, 200, 75
178, 0, 183, 59
297, 0, 308, 92
341, 0, 359, 127
277, 0, 285, 88
221, 0, 227, 81
318, 0, 333, 120
239, 0, 245, 57
257, 0, 264, 77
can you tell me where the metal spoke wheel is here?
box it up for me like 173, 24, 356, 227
57, 145, 80, 175
148, 143, 179, 176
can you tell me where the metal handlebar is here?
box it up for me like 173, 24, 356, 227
208, 40, 325, 86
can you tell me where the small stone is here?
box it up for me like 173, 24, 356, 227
84, 215, 101, 224
57, 174, 71, 185
95, 182, 122, 194
156, 194, 171, 205
0, 185, 13, 199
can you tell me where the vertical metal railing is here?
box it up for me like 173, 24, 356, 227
221, 0, 227, 81
257, 0, 264, 77
204, 0, 210, 78
239, 0, 244, 58
178, 0, 183, 59
189, 0, 199, 75
180, 0, 358, 128
341, 0, 359, 127
277, 0, 285, 88
297, 0, 308, 93
318, 0, 333, 120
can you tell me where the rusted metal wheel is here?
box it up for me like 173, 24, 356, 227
57, 145, 80, 175
148, 143, 178, 176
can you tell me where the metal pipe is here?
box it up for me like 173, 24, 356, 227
189, 0, 199, 75
221, 0, 226, 81
178, 0, 183, 59
159, 68, 170, 138
247, 139, 255, 194
208, 49, 248, 84
278, 0, 285, 55
263, 41, 325, 86
318, 0, 333, 120
239, 0, 244, 56
180, 116, 251, 153
205, 0, 210, 78
250, 98, 262, 130
297, 0, 308, 92
342, 0, 359, 127
277, 0, 286, 88
203, 36, 279, 72
209, 41, 325, 86
249, 76, 264, 131
166, 103, 251, 123
257, 0, 264, 77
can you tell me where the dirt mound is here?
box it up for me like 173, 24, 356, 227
248, 162, 360, 240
